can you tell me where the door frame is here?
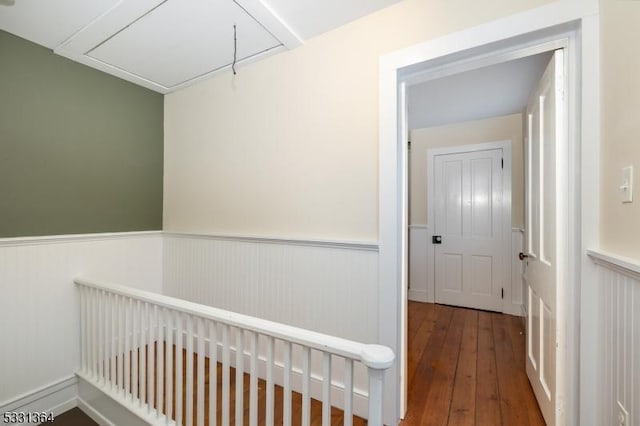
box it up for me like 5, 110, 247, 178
426, 141, 513, 313
378, 3, 600, 424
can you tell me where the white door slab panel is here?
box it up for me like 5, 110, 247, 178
524, 49, 567, 426
433, 148, 504, 312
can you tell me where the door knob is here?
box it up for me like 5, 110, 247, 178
519, 252, 529, 261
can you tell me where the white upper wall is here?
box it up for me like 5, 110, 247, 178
163, 0, 554, 241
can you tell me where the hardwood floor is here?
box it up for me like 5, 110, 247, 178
51, 408, 98, 425
400, 301, 545, 426
55, 302, 543, 425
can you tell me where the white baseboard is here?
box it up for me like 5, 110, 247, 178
76, 397, 117, 426
408, 288, 429, 302
502, 302, 524, 317
0, 376, 78, 424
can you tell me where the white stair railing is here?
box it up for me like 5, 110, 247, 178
75, 278, 394, 426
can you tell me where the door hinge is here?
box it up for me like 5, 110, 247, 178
501, 288, 504, 299
501, 158, 504, 169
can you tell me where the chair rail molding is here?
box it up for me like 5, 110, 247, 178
587, 249, 640, 281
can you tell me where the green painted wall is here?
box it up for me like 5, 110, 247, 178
0, 31, 164, 237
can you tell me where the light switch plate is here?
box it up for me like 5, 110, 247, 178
620, 166, 633, 203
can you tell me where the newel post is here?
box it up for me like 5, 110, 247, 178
361, 344, 395, 425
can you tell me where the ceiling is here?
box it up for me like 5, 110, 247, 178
408, 51, 554, 130
0, 0, 401, 93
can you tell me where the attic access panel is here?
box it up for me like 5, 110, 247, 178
87, 0, 281, 89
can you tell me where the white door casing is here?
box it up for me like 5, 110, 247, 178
524, 49, 568, 426
432, 148, 504, 312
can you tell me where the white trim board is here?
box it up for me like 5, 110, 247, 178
0, 230, 162, 247
163, 231, 378, 251
379, 3, 600, 423
76, 375, 169, 426
407, 289, 429, 303
0, 230, 376, 251
0, 376, 78, 421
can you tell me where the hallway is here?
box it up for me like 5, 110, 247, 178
400, 302, 545, 425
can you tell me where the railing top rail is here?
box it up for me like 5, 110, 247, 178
75, 278, 394, 370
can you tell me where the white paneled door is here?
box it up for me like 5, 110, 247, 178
523, 49, 567, 426
433, 148, 504, 312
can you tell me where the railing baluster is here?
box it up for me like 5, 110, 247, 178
98, 290, 104, 383
156, 307, 166, 417
106, 292, 110, 385
176, 312, 184, 426
197, 317, 205, 426
102, 293, 113, 387
93, 288, 98, 379
147, 301, 155, 413
235, 329, 244, 426
302, 347, 311, 426
156, 305, 164, 419
132, 299, 139, 402
165, 308, 173, 424
140, 302, 147, 408
343, 359, 353, 426
80, 287, 87, 373
321, 353, 331, 426
222, 324, 230, 426
186, 314, 194, 426
110, 293, 116, 392
265, 336, 274, 426
118, 294, 124, 395
208, 321, 217, 426
125, 297, 131, 398
249, 332, 258, 426
283, 341, 292, 426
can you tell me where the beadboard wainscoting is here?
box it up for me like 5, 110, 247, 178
511, 228, 525, 315
408, 226, 524, 316
588, 249, 640, 426
0, 232, 163, 416
163, 233, 379, 343
408, 225, 429, 302
162, 233, 380, 413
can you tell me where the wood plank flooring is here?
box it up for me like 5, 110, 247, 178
400, 301, 545, 426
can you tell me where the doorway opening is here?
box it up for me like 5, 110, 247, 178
404, 47, 560, 424
378, 14, 599, 425
407, 51, 552, 317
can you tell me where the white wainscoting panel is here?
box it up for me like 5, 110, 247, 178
0, 232, 163, 410
408, 225, 429, 302
162, 233, 379, 343
588, 249, 640, 426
